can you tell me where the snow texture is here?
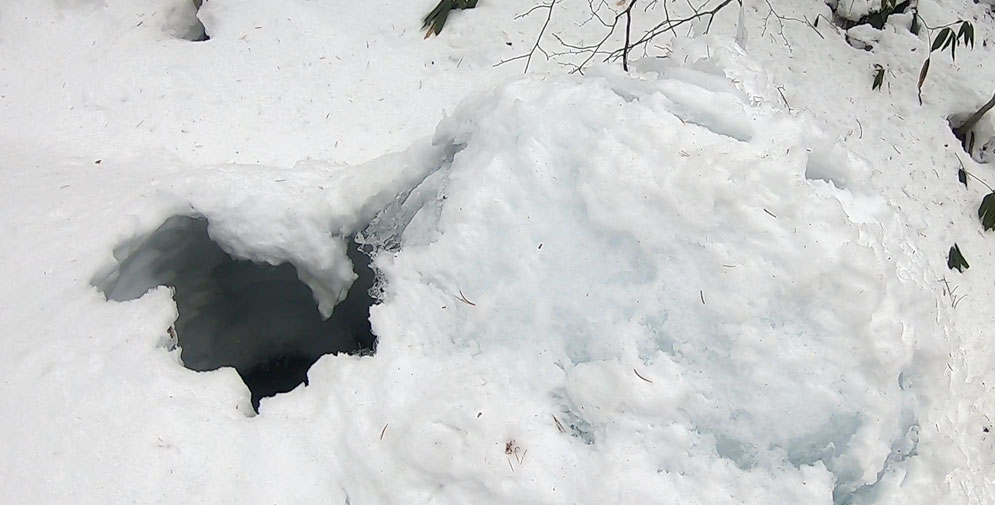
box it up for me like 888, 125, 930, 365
2, 0, 994, 504
360, 61, 945, 504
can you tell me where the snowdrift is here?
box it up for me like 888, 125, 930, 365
352, 53, 948, 504
0, 18, 958, 503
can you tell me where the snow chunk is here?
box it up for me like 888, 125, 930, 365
164, 0, 209, 41
361, 64, 944, 503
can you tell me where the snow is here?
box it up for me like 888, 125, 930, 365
1, 0, 994, 504
363, 66, 945, 503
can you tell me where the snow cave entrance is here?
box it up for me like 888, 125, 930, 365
95, 216, 377, 413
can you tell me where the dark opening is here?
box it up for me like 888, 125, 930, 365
170, 0, 210, 42
950, 108, 995, 164
94, 216, 376, 412
182, 20, 210, 42
829, 0, 911, 30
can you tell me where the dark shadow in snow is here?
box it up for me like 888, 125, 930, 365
829, 0, 911, 30
93, 216, 376, 413
950, 111, 995, 164
830, 0, 913, 51
168, 0, 209, 42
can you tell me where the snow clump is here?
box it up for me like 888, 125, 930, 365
358, 48, 946, 504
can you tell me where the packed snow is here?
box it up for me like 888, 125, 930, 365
1, 0, 994, 504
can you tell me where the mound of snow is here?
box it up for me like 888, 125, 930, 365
355, 54, 946, 503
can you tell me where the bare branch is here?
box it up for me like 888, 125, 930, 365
623, 0, 638, 71
953, 90, 995, 141
526, 0, 558, 73
608, 0, 736, 62
503, 0, 744, 74
494, 0, 558, 73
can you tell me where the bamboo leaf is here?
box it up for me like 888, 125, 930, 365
432, 6, 450, 35
872, 65, 885, 90
931, 28, 950, 52
917, 58, 930, 91
942, 31, 955, 51
422, 0, 464, 38
956, 21, 974, 47
948, 244, 970, 272
979, 192, 995, 231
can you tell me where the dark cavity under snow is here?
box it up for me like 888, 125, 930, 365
94, 215, 376, 412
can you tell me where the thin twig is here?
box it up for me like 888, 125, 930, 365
606, 0, 737, 63
526, 0, 557, 73
456, 290, 476, 306
760, 0, 808, 48
494, 0, 557, 72
958, 155, 995, 191
623, 0, 637, 71
552, 415, 566, 433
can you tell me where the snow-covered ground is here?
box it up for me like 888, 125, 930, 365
1, 0, 994, 503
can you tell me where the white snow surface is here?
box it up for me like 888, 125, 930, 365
2, 0, 995, 504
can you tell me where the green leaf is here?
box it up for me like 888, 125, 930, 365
421, 0, 447, 29
422, 0, 460, 37
965, 22, 975, 48
872, 65, 885, 90
979, 192, 995, 231
942, 31, 955, 51
948, 244, 970, 272
931, 28, 951, 52
917, 58, 930, 95
910, 12, 920, 35
958, 168, 968, 187
432, 6, 450, 35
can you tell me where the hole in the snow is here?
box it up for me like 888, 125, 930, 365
168, 0, 210, 42
951, 104, 995, 163
94, 216, 376, 412
828, 0, 911, 30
